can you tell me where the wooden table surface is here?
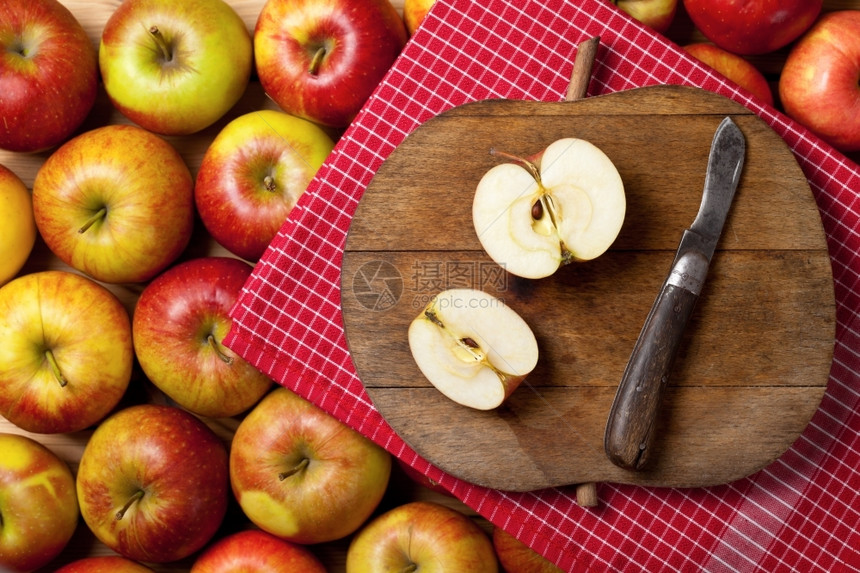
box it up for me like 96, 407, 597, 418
1, 1, 857, 571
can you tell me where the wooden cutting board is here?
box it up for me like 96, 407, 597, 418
340, 85, 835, 492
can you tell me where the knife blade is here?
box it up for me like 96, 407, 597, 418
604, 116, 746, 471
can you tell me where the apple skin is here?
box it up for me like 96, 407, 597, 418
0, 0, 98, 152
76, 404, 230, 563
684, 43, 774, 107
0, 164, 36, 286
0, 433, 79, 573
346, 501, 499, 573
190, 529, 327, 573
403, 0, 435, 36
492, 527, 564, 573
254, 0, 408, 127
54, 556, 155, 572
0, 270, 133, 434
230, 387, 392, 545
99, 0, 253, 135
32, 124, 195, 284
779, 11, 860, 153
195, 110, 335, 261
132, 256, 273, 418
682, 0, 822, 55
613, 0, 678, 34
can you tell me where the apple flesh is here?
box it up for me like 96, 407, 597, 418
408, 288, 538, 410
684, 43, 774, 107
473, 138, 625, 279
0, 164, 36, 286
0, 0, 98, 152
613, 0, 678, 34
54, 556, 155, 572
493, 527, 564, 573
0, 434, 79, 573
190, 529, 327, 573
779, 11, 860, 153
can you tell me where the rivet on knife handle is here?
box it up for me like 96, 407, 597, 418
604, 117, 746, 471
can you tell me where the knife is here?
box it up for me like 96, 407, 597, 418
604, 116, 746, 471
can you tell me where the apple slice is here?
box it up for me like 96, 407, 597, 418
472, 138, 626, 279
408, 288, 538, 410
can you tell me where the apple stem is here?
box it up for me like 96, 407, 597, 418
489, 148, 543, 187
308, 46, 326, 76
149, 26, 173, 63
278, 457, 310, 480
115, 490, 145, 520
45, 349, 68, 388
207, 334, 234, 365
78, 207, 107, 234
397, 566, 418, 573
263, 175, 277, 192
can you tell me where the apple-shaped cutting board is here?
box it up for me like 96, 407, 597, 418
341, 85, 835, 492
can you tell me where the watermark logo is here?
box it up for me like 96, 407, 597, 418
351, 260, 404, 311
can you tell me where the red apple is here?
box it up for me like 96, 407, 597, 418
682, 0, 822, 55
195, 110, 335, 261
0, 270, 133, 434
132, 256, 272, 418
346, 501, 499, 572
779, 10, 860, 153
395, 458, 453, 497
230, 387, 392, 544
684, 43, 774, 106
254, 0, 408, 127
403, 0, 435, 36
492, 527, 564, 573
190, 529, 327, 573
0, 164, 36, 286
76, 404, 230, 563
613, 0, 678, 34
0, 433, 79, 572
32, 124, 195, 284
0, 0, 98, 152
54, 556, 155, 572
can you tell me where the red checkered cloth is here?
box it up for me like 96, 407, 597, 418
224, 1, 860, 570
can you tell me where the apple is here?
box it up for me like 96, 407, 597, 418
395, 458, 453, 496
195, 110, 335, 261
0, 164, 36, 286
0, 270, 133, 434
76, 404, 229, 563
54, 556, 155, 572
190, 529, 327, 573
0, 0, 98, 152
684, 43, 774, 107
779, 11, 860, 153
132, 257, 272, 418
682, 0, 822, 55
346, 501, 498, 573
472, 138, 626, 279
254, 0, 408, 127
612, 0, 678, 34
99, 0, 253, 135
32, 124, 194, 284
230, 387, 392, 544
0, 434, 78, 572
408, 288, 539, 410
492, 527, 564, 573
403, 0, 435, 36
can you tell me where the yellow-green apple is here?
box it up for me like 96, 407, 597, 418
0, 164, 36, 286
0, 434, 78, 572
0, 270, 133, 434
76, 404, 229, 563
54, 556, 155, 572
190, 529, 327, 573
32, 124, 194, 284
345, 501, 499, 573
684, 43, 774, 107
612, 0, 678, 34
408, 288, 538, 410
779, 11, 860, 153
254, 0, 408, 127
132, 257, 272, 418
0, 0, 97, 152
99, 0, 252, 135
230, 387, 392, 544
492, 527, 564, 573
473, 138, 625, 279
195, 110, 335, 261
403, 0, 435, 36
682, 0, 821, 55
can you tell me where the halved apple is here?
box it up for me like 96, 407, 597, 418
408, 288, 538, 410
472, 138, 626, 279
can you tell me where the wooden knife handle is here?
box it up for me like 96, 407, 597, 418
604, 281, 700, 470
